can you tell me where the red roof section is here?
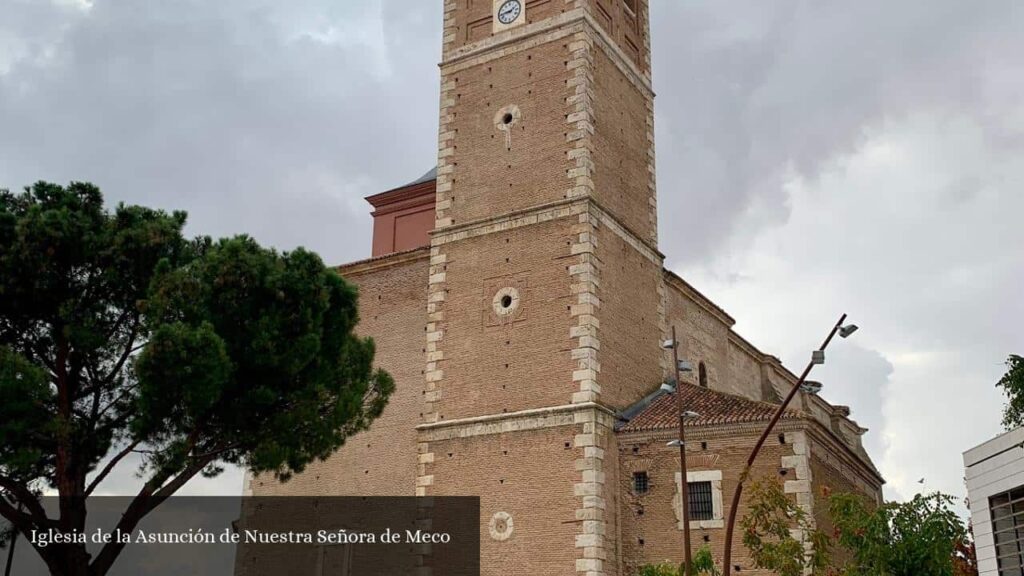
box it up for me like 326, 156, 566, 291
618, 384, 803, 433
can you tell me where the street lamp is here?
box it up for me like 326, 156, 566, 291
799, 381, 823, 395
665, 414, 700, 447
664, 326, 698, 576
720, 314, 856, 576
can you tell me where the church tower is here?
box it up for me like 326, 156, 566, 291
418, 1, 664, 574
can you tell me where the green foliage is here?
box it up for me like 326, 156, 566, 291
0, 182, 393, 573
637, 546, 720, 576
953, 520, 979, 576
639, 562, 680, 576
997, 354, 1024, 430
740, 478, 829, 576
691, 545, 721, 576
829, 491, 967, 576
0, 346, 52, 482
133, 233, 393, 480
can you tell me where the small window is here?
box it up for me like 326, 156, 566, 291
698, 362, 708, 388
689, 481, 714, 521
633, 471, 649, 494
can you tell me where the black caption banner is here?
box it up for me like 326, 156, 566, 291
2, 496, 481, 575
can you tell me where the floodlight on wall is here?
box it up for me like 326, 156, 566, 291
660, 381, 677, 394
677, 360, 694, 373
839, 324, 859, 338
811, 350, 825, 365
660, 338, 677, 350
800, 381, 823, 395
666, 439, 684, 447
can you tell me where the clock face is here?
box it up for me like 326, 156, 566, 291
497, 0, 522, 25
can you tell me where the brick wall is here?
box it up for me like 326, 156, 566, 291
428, 424, 581, 574
590, 45, 652, 242
665, 279, 733, 395
445, 0, 650, 72
586, 0, 649, 73
418, 405, 621, 575
443, 39, 575, 226
447, 0, 565, 51
617, 425, 806, 576
430, 215, 578, 420
592, 218, 662, 409
727, 337, 767, 402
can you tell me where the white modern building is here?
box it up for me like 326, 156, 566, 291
965, 426, 1024, 576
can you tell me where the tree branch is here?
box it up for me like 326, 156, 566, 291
98, 317, 139, 386
84, 440, 141, 497
88, 452, 219, 576
0, 497, 61, 574
0, 477, 51, 528
94, 384, 139, 421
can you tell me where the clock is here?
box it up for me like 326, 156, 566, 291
497, 0, 522, 25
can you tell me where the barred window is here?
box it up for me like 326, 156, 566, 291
633, 471, 649, 494
689, 481, 714, 521
992, 486, 1024, 575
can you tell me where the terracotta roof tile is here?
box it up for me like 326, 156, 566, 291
617, 384, 802, 433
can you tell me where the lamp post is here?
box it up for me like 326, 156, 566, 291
720, 314, 857, 576
661, 326, 699, 576
3, 499, 19, 576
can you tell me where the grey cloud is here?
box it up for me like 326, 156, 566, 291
650, 0, 1024, 262
0, 0, 441, 265
813, 343, 893, 467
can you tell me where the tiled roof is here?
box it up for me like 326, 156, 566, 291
617, 384, 802, 433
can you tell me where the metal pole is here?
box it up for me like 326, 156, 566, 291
672, 326, 694, 576
3, 501, 19, 576
720, 314, 846, 576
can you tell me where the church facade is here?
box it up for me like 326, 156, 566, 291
251, 1, 883, 574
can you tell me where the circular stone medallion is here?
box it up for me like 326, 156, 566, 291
492, 286, 521, 316
489, 511, 514, 541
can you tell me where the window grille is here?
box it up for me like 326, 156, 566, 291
633, 471, 649, 494
689, 481, 714, 521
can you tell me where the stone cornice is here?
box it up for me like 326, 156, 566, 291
365, 180, 436, 216
431, 196, 664, 263
616, 418, 803, 443
416, 401, 616, 441
616, 415, 884, 486
430, 197, 581, 242
804, 419, 885, 486
335, 247, 430, 277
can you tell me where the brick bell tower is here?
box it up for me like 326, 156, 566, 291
418, 1, 664, 574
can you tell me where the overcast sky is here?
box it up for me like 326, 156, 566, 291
1, 0, 1021, 508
